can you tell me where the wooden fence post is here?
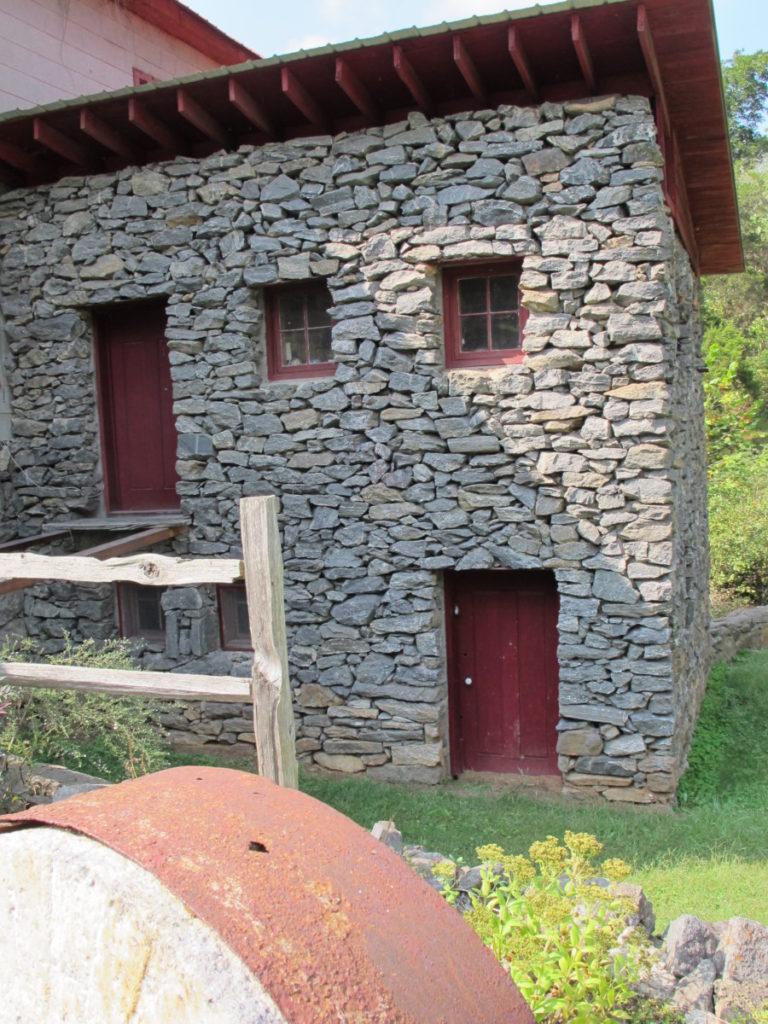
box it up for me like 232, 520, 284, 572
240, 495, 298, 789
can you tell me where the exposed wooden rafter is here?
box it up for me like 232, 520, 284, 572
0, 140, 38, 175
177, 88, 228, 147
636, 5, 670, 136
80, 109, 138, 161
281, 67, 327, 129
453, 36, 487, 103
570, 15, 596, 93
128, 98, 182, 151
33, 118, 90, 166
507, 26, 538, 99
393, 45, 433, 114
228, 78, 277, 138
335, 58, 380, 121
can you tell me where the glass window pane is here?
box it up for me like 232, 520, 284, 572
460, 315, 488, 352
236, 591, 250, 636
279, 295, 305, 332
308, 327, 333, 363
282, 329, 307, 365
136, 590, 163, 632
491, 313, 519, 350
305, 288, 331, 328
490, 275, 518, 312
458, 277, 487, 315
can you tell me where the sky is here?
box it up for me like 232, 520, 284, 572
182, 0, 768, 62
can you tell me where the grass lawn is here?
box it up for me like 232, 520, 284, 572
300, 650, 768, 931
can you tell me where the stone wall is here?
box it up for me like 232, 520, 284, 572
0, 93, 709, 799
710, 606, 768, 664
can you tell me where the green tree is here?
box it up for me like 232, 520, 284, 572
722, 50, 768, 161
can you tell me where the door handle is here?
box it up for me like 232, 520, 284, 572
464, 677, 472, 687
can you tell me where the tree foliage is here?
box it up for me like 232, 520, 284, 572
703, 50, 768, 604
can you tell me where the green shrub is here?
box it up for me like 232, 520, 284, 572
709, 448, 768, 603
0, 635, 169, 782
435, 832, 678, 1024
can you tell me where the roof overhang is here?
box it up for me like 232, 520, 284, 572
118, 0, 258, 65
0, 0, 742, 275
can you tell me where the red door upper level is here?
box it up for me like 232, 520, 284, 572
95, 303, 179, 512
447, 571, 560, 775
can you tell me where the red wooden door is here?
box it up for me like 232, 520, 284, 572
447, 571, 560, 775
95, 303, 179, 512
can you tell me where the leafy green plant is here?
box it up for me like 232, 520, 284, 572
708, 447, 768, 603
434, 831, 664, 1024
0, 634, 169, 782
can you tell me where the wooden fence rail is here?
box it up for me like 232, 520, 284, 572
0, 496, 298, 788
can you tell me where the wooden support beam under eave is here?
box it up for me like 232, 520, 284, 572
0, 140, 38, 175
228, 79, 277, 138
33, 118, 90, 167
571, 15, 596, 94
177, 88, 229, 148
281, 67, 327, 129
637, 4, 670, 137
128, 98, 182, 152
335, 58, 380, 121
507, 26, 538, 100
453, 36, 487, 103
80, 109, 138, 162
393, 45, 433, 115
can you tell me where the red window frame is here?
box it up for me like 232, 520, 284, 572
117, 583, 165, 641
443, 261, 528, 369
265, 281, 335, 381
218, 584, 253, 651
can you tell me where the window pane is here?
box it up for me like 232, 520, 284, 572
236, 592, 250, 636
490, 275, 518, 312
136, 590, 163, 632
460, 315, 488, 352
491, 312, 519, 350
308, 327, 332, 363
458, 277, 487, 315
305, 288, 331, 328
282, 330, 307, 365
279, 295, 305, 332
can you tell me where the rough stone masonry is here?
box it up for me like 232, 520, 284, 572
0, 93, 710, 801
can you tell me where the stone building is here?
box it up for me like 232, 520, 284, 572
0, 0, 742, 801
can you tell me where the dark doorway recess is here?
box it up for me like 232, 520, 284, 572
95, 302, 179, 512
446, 570, 560, 776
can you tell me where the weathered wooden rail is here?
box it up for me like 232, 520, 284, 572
0, 496, 298, 788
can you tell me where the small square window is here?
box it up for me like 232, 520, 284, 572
443, 262, 528, 369
266, 282, 335, 381
218, 584, 252, 650
117, 583, 165, 640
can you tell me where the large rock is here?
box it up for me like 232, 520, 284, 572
665, 916, 719, 978
716, 916, 768, 1021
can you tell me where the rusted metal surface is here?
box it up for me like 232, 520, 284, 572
0, 767, 533, 1023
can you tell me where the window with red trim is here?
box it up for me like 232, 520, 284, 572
117, 583, 165, 641
218, 584, 252, 650
266, 282, 335, 381
443, 262, 527, 369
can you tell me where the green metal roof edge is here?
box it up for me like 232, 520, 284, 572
0, 0, 628, 128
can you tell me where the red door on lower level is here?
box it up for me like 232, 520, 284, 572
447, 571, 560, 775
95, 303, 179, 512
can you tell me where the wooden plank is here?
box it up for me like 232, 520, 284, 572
0, 551, 243, 586
0, 530, 71, 553
33, 118, 90, 166
0, 140, 38, 174
281, 67, 327, 129
453, 36, 486, 103
393, 46, 433, 115
507, 26, 538, 99
637, 5, 670, 137
0, 662, 250, 702
177, 88, 229, 147
228, 78, 276, 138
335, 58, 380, 121
240, 495, 298, 789
128, 97, 182, 151
80, 109, 138, 161
570, 15, 596, 94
